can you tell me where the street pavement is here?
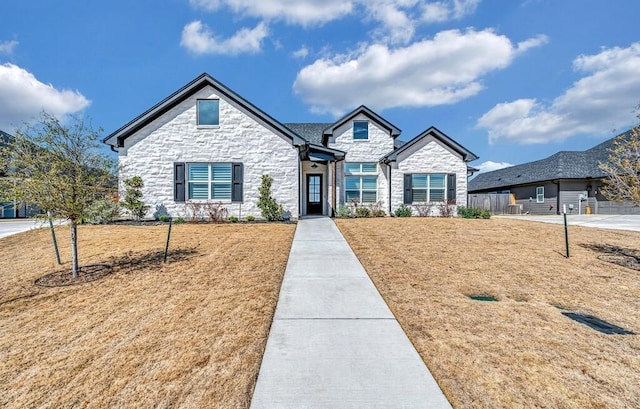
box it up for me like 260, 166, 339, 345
497, 214, 640, 232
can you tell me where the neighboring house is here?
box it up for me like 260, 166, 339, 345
0, 129, 39, 218
103, 73, 477, 219
468, 131, 640, 215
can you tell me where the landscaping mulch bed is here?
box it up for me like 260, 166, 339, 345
34, 264, 113, 287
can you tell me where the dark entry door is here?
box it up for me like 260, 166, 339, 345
307, 174, 323, 215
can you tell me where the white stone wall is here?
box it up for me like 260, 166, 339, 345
327, 114, 395, 212
391, 135, 468, 216
118, 85, 300, 219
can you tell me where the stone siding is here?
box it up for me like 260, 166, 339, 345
391, 135, 468, 215
327, 114, 395, 212
119, 85, 300, 219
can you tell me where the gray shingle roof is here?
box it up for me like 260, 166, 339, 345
284, 123, 332, 145
468, 132, 626, 192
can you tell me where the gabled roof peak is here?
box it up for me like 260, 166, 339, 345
321, 105, 401, 144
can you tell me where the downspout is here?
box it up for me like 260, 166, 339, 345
332, 160, 337, 217
387, 162, 392, 215
555, 180, 561, 215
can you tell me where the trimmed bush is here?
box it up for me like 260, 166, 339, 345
229, 216, 238, 223
458, 206, 491, 219
85, 198, 120, 224
394, 204, 413, 217
336, 204, 351, 218
355, 207, 371, 218
246, 215, 256, 222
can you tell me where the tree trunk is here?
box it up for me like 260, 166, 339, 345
70, 220, 79, 279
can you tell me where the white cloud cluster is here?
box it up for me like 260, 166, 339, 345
0, 40, 18, 55
181, 20, 268, 55
182, 0, 483, 54
475, 160, 514, 173
0, 64, 90, 131
422, 0, 480, 23
189, 0, 353, 26
293, 29, 545, 115
477, 42, 640, 144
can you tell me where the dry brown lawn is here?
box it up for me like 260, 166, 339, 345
336, 217, 640, 409
0, 223, 294, 408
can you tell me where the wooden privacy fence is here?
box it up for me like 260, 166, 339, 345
467, 193, 519, 214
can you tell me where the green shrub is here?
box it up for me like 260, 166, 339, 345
85, 198, 120, 224
121, 176, 150, 220
173, 217, 185, 224
355, 207, 371, 218
246, 215, 256, 222
458, 206, 491, 219
229, 216, 238, 223
336, 204, 351, 218
257, 174, 284, 221
159, 214, 170, 222
394, 204, 413, 217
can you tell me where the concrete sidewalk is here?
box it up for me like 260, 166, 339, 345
251, 217, 451, 408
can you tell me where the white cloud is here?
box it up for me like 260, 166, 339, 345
516, 34, 548, 54
477, 42, 640, 144
0, 64, 90, 131
188, 0, 354, 26
180, 20, 269, 55
292, 45, 310, 59
293, 29, 545, 115
475, 160, 514, 173
422, 0, 480, 23
0, 40, 18, 55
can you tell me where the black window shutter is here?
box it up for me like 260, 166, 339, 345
232, 163, 243, 202
174, 162, 186, 202
447, 173, 456, 202
403, 173, 412, 204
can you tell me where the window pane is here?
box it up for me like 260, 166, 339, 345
430, 174, 445, 188
345, 191, 360, 202
189, 182, 208, 199
430, 189, 445, 202
413, 189, 427, 202
361, 162, 377, 173
362, 191, 377, 203
345, 176, 360, 190
212, 163, 231, 182
345, 163, 361, 174
353, 121, 368, 140
212, 183, 232, 200
198, 100, 220, 126
188, 164, 209, 181
361, 177, 377, 190
412, 174, 427, 189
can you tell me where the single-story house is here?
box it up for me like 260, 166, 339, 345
103, 73, 478, 219
0, 130, 40, 218
468, 131, 640, 215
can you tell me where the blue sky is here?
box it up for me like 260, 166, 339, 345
1, 0, 639, 172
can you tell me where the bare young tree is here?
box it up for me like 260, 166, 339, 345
0, 112, 115, 278
599, 120, 640, 206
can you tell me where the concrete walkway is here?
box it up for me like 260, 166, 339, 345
251, 217, 451, 408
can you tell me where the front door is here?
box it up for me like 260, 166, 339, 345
306, 174, 323, 215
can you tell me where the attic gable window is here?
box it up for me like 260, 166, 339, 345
197, 99, 220, 126
353, 121, 368, 140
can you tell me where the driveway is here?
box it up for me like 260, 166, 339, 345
497, 214, 640, 232
0, 219, 63, 239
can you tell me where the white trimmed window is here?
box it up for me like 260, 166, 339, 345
412, 174, 446, 202
188, 163, 232, 200
345, 162, 377, 203
536, 186, 544, 203
197, 99, 220, 126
